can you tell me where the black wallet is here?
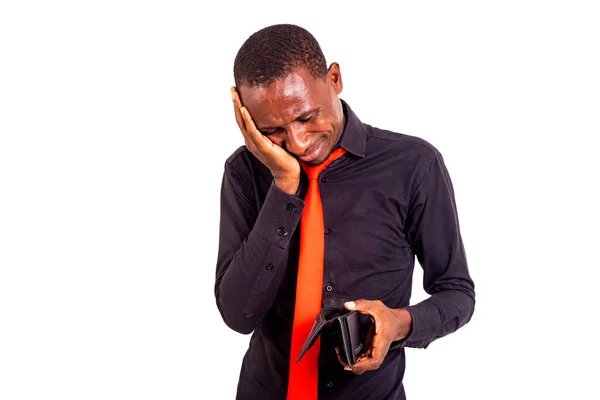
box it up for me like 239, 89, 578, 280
295, 307, 369, 368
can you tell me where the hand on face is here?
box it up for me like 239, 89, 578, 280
336, 299, 412, 375
231, 86, 301, 194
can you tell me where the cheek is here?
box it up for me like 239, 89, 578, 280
269, 133, 285, 147
311, 116, 335, 135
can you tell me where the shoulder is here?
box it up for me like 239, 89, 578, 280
363, 124, 444, 174
365, 124, 440, 158
222, 146, 272, 197
225, 145, 251, 167
224, 146, 266, 175
361, 124, 450, 193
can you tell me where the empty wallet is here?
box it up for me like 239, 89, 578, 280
295, 307, 369, 369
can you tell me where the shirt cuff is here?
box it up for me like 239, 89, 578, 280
249, 181, 305, 248
403, 304, 433, 349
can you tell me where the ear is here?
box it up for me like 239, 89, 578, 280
328, 62, 343, 95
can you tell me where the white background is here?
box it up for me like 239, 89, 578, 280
1, 1, 599, 399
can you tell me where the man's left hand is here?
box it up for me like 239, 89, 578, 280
338, 299, 412, 375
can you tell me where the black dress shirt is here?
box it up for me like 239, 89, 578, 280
214, 100, 475, 400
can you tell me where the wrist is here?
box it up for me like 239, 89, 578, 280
391, 308, 413, 341
274, 176, 299, 194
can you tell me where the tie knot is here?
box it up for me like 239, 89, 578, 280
301, 147, 347, 180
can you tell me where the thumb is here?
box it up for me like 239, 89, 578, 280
344, 299, 372, 312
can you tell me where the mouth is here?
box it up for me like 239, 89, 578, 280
298, 138, 325, 164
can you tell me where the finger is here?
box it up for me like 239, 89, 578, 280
353, 328, 392, 375
345, 300, 377, 324
345, 299, 383, 334
345, 299, 374, 312
368, 341, 388, 370
350, 336, 386, 374
334, 347, 351, 371
231, 86, 243, 111
230, 86, 240, 106
229, 89, 259, 151
230, 87, 247, 133
356, 348, 372, 364
240, 106, 269, 147
349, 354, 383, 375
355, 325, 373, 366
360, 324, 375, 358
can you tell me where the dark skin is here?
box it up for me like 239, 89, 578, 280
230, 63, 412, 375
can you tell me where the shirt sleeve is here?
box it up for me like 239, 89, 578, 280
403, 150, 476, 348
214, 160, 305, 334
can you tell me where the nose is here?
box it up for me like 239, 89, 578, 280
284, 124, 311, 156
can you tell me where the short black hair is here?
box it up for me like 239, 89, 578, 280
233, 24, 328, 88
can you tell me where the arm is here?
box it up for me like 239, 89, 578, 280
214, 87, 304, 334
342, 149, 475, 374
214, 162, 305, 334
403, 149, 475, 348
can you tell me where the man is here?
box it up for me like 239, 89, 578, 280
214, 23, 475, 400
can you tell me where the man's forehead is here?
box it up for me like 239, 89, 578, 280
250, 97, 313, 129
241, 72, 313, 105
240, 73, 321, 124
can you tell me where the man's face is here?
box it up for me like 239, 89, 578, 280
238, 64, 345, 166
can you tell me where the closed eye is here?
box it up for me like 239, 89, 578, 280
298, 115, 314, 123
298, 109, 320, 123
259, 109, 321, 135
261, 128, 283, 136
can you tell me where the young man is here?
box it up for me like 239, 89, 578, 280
214, 24, 475, 400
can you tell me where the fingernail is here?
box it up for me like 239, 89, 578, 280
345, 301, 355, 309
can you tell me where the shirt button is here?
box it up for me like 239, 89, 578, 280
326, 381, 333, 388
286, 203, 295, 211
326, 285, 333, 292
320, 176, 327, 183
265, 263, 274, 271
277, 228, 288, 236
324, 228, 331, 235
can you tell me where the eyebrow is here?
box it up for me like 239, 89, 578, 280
259, 107, 321, 132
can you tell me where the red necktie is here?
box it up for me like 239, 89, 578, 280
287, 147, 347, 400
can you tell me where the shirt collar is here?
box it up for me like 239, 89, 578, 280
335, 99, 367, 158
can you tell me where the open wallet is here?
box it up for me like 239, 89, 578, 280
295, 307, 371, 369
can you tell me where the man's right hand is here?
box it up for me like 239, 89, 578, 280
231, 87, 301, 194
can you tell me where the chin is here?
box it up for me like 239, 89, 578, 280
306, 151, 331, 166
304, 159, 324, 167
299, 134, 336, 166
